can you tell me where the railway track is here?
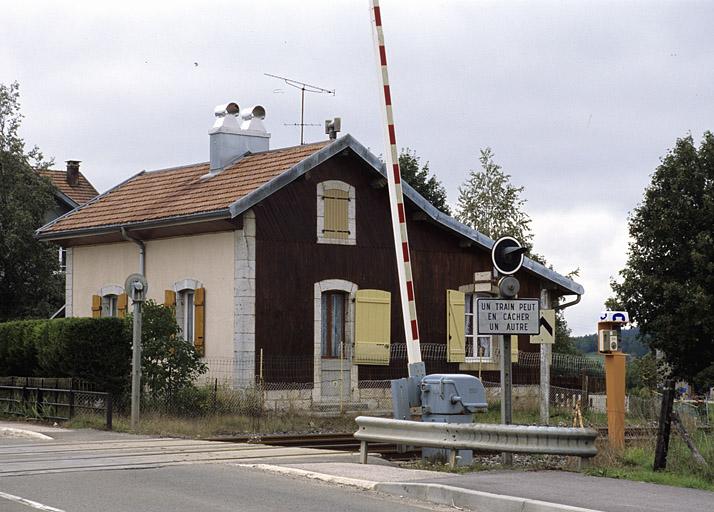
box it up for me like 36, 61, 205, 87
208, 425, 665, 459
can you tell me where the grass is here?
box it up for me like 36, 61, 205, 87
586, 429, 714, 491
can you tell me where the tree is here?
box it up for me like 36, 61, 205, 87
398, 148, 451, 214
137, 300, 207, 402
611, 132, 714, 382
455, 147, 533, 250
554, 309, 579, 355
0, 82, 63, 321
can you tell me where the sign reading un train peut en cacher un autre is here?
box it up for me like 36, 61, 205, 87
476, 298, 540, 335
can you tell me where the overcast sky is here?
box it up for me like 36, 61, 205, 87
3, 1, 712, 335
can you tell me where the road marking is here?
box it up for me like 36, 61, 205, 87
0, 491, 66, 512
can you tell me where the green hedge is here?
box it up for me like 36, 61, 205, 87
0, 318, 131, 398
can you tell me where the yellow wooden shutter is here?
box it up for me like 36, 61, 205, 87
91, 295, 101, 318
354, 289, 391, 365
194, 287, 205, 357
447, 290, 466, 362
117, 293, 128, 319
323, 189, 349, 239
164, 289, 176, 307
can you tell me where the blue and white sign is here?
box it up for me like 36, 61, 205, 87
599, 311, 629, 323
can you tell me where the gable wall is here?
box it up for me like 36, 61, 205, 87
254, 154, 542, 382
70, 231, 236, 360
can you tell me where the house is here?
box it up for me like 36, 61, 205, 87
36, 102, 584, 408
37, 161, 99, 273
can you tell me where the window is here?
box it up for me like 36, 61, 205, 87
321, 291, 347, 358
465, 293, 493, 362
317, 181, 356, 245
177, 289, 195, 343
101, 294, 118, 318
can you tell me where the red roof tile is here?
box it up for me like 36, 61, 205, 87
38, 170, 99, 205
41, 141, 329, 234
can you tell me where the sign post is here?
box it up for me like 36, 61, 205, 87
481, 237, 530, 465
125, 273, 148, 431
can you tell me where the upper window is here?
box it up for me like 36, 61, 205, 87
58, 247, 67, 273
95, 285, 125, 318
465, 293, 493, 362
317, 180, 356, 245
321, 290, 347, 358
166, 279, 206, 356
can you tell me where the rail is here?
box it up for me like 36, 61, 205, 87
0, 385, 112, 430
354, 416, 597, 467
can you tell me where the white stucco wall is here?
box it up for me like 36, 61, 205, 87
70, 231, 237, 360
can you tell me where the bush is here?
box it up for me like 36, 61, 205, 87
0, 317, 130, 398
135, 300, 207, 402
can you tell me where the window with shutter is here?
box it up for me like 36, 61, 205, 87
353, 289, 391, 365
317, 181, 356, 245
464, 292, 494, 362
91, 295, 101, 318
117, 293, 128, 319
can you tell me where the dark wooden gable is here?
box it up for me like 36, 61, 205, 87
253, 150, 542, 382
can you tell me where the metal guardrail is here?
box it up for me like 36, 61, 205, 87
354, 416, 597, 467
0, 385, 112, 430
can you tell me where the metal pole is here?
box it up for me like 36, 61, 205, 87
539, 289, 551, 425
300, 86, 305, 145
130, 299, 142, 430
500, 334, 512, 465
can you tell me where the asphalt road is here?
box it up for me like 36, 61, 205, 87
0, 463, 452, 512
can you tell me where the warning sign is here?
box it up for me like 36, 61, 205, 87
476, 298, 540, 335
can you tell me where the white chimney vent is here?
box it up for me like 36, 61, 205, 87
208, 101, 270, 173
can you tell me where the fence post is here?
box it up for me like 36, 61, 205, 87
106, 394, 113, 431
36, 387, 44, 418
654, 379, 675, 470
581, 369, 589, 413
68, 385, 75, 421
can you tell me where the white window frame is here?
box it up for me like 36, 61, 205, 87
464, 292, 494, 363
317, 180, 356, 245
58, 247, 67, 273
99, 284, 123, 318
173, 279, 202, 344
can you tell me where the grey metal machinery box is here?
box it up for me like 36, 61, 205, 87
420, 374, 487, 466
420, 374, 487, 415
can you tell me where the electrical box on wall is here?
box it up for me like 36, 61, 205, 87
599, 329, 620, 353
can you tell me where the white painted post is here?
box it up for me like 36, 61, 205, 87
540, 289, 552, 425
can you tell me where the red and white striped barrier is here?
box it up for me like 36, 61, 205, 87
370, 0, 422, 371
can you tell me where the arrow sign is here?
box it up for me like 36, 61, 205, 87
530, 309, 555, 344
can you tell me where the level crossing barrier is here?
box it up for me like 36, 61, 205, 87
354, 416, 597, 467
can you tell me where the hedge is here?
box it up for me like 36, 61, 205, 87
0, 317, 131, 398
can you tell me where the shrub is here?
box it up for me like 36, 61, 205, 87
0, 317, 130, 398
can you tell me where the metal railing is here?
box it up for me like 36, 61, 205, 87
0, 385, 112, 430
354, 416, 598, 467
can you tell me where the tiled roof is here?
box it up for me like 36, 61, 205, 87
38, 170, 99, 205
40, 141, 329, 234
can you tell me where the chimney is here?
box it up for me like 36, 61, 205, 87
66, 160, 81, 186
208, 102, 270, 173
325, 117, 341, 141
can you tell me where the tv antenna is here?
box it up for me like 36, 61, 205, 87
265, 73, 335, 145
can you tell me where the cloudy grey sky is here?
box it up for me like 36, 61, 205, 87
3, 1, 713, 335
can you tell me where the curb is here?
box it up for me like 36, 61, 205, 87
236, 464, 376, 490
375, 482, 604, 512
0, 427, 54, 441
239, 464, 604, 512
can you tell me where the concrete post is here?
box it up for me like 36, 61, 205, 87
540, 289, 552, 425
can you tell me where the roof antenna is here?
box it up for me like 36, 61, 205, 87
265, 73, 335, 145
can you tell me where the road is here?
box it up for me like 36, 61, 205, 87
0, 433, 451, 512
0, 463, 450, 512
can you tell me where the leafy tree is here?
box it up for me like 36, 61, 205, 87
0, 82, 63, 321
398, 148, 451, 214
611, 132, 714, 381
136, 300, 207, 401
456, 147, 533, 250
627, 352, 659, 393
554, 310, 578, 355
